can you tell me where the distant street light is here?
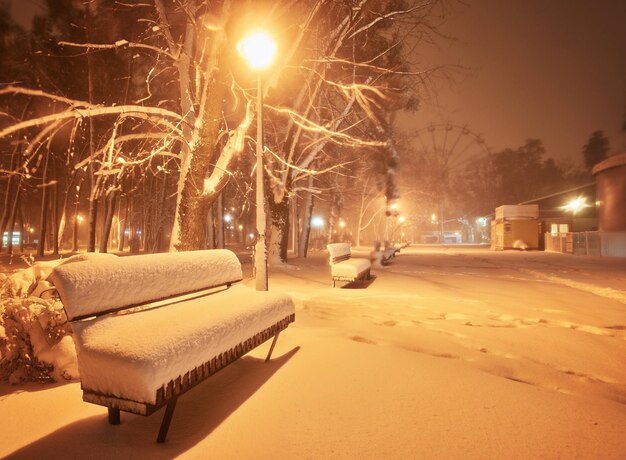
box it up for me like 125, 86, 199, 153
311, 216, 324, 228
563, 197, 587, 214
238, 30, 277, 292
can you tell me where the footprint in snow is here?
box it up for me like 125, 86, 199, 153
349, 335, 377, 345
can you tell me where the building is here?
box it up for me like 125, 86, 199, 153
592, 152, 626, 256
491, 205, 539, 250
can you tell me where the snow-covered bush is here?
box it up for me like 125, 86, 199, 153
0, 258, 79, 384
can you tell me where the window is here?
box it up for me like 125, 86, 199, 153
550, 224, 569, 235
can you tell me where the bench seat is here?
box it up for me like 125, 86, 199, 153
72, 284, 294, 407
330, 258, 371, 279
327, 243, 371, 287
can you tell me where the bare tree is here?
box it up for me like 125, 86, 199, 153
1, 0, 450, 258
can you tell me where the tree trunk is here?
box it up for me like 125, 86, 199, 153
87, 193, 98, 252
205, 206, 215, 249
118, 194, 127, 251
86, 7, 98, 253
291, 196, 299, 253
165, 0, 197, 251
156, 173, 168, 252
99, 187, 117, 253
1, 104, 29, 252
6, 183, 20, 256
18, 202, 25, 253
0, 152, 16, 253
0, 179, 12, 253
298, 181, 314, 258
37, 154, 50, 258
52, 166, 60, 256
356, 193, 366, 248
171, 2, 255, 252
268, 195, 290, 264
216, 192, 224, 249
57, 176, 73, 251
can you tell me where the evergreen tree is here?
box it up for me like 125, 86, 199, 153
582, 130, 609, 170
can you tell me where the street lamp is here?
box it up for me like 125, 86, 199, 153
238, 30, 277, 291
563, 196, 587, 214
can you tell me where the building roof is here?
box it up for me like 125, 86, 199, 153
592, 152, 626, 175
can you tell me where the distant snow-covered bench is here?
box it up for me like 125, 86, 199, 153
327, 243, 371, 288
49, 250, 295, 443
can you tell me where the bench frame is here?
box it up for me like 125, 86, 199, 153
59, 278, 295, 443
328, 250, 371, 288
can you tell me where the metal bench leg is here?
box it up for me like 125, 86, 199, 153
108, 407, 120, 425
157, 396, 178, 443
265, 332, 280, 362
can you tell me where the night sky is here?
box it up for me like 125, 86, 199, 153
9, 0, 626, 165
402, 0, 626, 164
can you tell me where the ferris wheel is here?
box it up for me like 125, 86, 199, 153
408, 123, 491, 241
412, 123, 490, 175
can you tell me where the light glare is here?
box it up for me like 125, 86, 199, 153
311, 216, 324, 228
238, 31, 277, 70
563, 197, 587, 214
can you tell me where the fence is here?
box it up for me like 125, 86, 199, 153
544, 231, 625, 257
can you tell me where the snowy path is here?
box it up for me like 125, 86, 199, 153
2, 246, 625, 459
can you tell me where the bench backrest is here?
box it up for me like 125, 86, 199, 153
327, 243, 351, 264
49, 249, 243, 321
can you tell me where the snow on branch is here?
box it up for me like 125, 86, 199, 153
0, 85, 91, 108
266, 105, 386, 148
347, 3, 427, 40
58, 40, 178, 60
0, 105, 185, 139
305, 58, 448, 78
201, 100, 254, 197
267, 147, 355, 177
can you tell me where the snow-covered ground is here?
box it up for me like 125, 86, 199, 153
1, 246, 625, 459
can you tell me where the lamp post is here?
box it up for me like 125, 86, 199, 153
398, 215, 406, 244
238, 31, 277, 291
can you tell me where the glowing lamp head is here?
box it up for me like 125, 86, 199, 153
398, 216, 406, 223
311, 216, 324, 228
238, 31, 277, 70
563, 197, 587, 214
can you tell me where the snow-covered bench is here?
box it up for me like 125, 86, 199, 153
390, 242, 407, 257
48, 250, 295, 443
373, 241, 396, 265
327, 243, 371, 288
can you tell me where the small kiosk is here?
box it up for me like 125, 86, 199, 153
491, 205, 539, 250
